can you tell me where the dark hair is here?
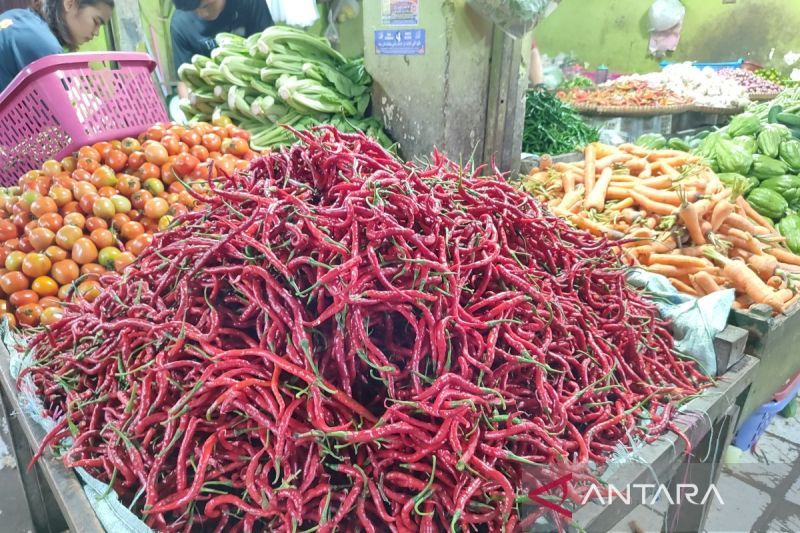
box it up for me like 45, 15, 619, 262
173, 0, 202, 11
32, 0, 115, 50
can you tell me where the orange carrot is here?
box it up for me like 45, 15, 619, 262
632, 185, 684, 206
768, 276, 784, 290
596, 153, 633, 170
725, 212, 759, 234
766, 246, 800, 267
705, 248, 786, 312
679, 199, 707, 245
747, 254, 778, 280
710, 200, 735, 232
608, 197, 635, 211
558, 189, 584, 212
584, 144, 596, 193
691, 271, 721, 295
562, 171, 576, 194
670, 278, 698, 296
605, 186, 632, 201
639, 164, 653, 179
675, 246, 707, 258
630, 190, 677, 216
736, 196, 775, 229
648, 254, 711, 269
621, 208, 643, 225
728, 229, 765, 255
585, 167, 614, 211
540, 154, 552, 171
639, 175, 673, 189
646, 263, 706, 278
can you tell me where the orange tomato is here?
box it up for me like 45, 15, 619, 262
60, 201, 80, 215
44, 245, 67, 263
91, 165, 117, 188
17, 237, 33, 253
98, 186, 117, 198
131, 190, 153, 210
9, 289, 39, 308
11, 212, 30, 230
120, 221, 145, 241
30, 196, 58, 217
37, 212, 63, 232
71, 238, 98, 265
4, 251, 24, 271
84, 217, 108, 232
48, 185, 73, 207
92, 141, 113, 160
144, 125, 165, 142
0, 272, 29, 294
144, 143, 169, 166
41, 160, 62, 177
127, 151, 146, 171
111, 213, 131, 232
77, 157, 100, 174
126, 234, 152, 256
78, 192, 99, 214
173, 153, 199, 176
202, 133, 222, 152
116, 174, 141, 196
15, 303, 42, 326
121, 137, 141, 156
55, 225, 82, 250
190, 144, 210, 162
89, 228, 115, 249
31, 276, 58, 297
181, 130, 201, 147
78, 146, 101, 161
28, 228, 55, 251
60, 156, 78, 173
39, 306, 64, 326
137, 162, 161, 180
143, 197, 169, 220
51, 259, 80, 285
92, 197, 116, 219
0, 220, 18, 241
39, 296, 61, 309
80, 262, 106, 277
161, 135, 181, 156
113, 251, 135, 273
75, 280, 101, 302
63, 212, 86, 229
105, 149, 127, 172
21, 253, 51, 278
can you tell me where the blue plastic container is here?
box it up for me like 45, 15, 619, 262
732, 371, 800, 451
660, 59, 744, 71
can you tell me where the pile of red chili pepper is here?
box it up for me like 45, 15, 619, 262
20, 126, 707, 532
557, 80, 692, 108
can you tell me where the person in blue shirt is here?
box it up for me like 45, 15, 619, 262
171, 0, 273, 98
0, 0, 114, 92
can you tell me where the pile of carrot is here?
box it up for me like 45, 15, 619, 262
522, 142, 800, 314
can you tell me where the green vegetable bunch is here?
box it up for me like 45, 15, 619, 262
522, 88, 599, 155
178, 27, 392, 150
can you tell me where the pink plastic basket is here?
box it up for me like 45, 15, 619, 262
0, 52, 168, 185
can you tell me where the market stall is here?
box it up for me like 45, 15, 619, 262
2, 0, 800, 531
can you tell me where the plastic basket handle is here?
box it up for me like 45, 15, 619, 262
0, 52, 158, 103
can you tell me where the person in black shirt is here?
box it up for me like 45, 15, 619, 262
171, 0, 273, 98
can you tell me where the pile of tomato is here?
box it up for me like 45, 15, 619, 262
0, 120, 256, 328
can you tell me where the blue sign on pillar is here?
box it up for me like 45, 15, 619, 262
374, 29, 426, 55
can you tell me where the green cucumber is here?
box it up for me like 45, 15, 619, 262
777, 112, 800, 127
768, 105, 784, 124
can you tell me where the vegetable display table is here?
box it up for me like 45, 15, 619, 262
0, 344, 104, 533
571, 355, 759, 532
0, 336, 758, 533
729, 304, 800, 425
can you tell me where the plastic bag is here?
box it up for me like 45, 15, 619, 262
325, 0, 360, 46
648, 0, 685, 32
466, 0, 559, 38
269, 0, 319, 27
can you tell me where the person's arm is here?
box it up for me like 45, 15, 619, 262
529, 39, 544, 86
246, 0, 274, 34
170, 20, 193, 98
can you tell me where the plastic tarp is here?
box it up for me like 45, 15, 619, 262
466, 0, 561, 38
